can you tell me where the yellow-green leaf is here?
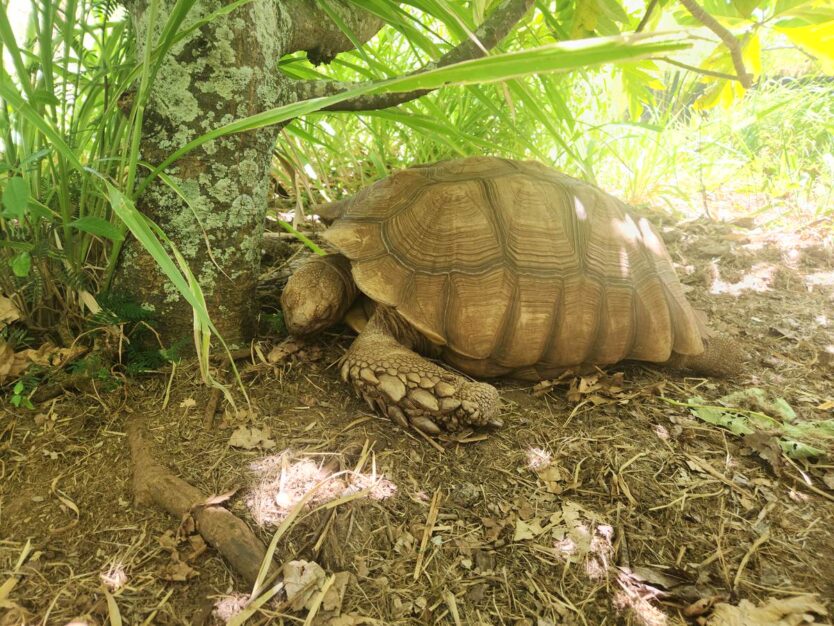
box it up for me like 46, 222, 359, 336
571, 0, 598, 38
777, 20, 834, 74
732, 0, 761, 18
743, 31, 762, 79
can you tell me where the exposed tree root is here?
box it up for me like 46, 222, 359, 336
126, 413, 274, 585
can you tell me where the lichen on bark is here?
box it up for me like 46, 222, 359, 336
114, 0, 292, 346
113, 0, 527, 349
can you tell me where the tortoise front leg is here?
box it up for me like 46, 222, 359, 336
341, 311, 501, 433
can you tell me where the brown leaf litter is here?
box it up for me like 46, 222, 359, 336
2, 214, 834, 624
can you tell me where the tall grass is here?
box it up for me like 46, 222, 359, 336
0, 0, 133, 337
274, 5, 833, 221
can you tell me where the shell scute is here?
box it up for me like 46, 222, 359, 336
324, 157, 704, 372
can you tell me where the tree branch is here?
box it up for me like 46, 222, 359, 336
656, 56, 739, 81
284, 0, 386, 65
679, 0, 754, 88
635, 0, 659, 33
290, 0, 535, 111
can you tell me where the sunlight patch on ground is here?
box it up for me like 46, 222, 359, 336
246, 450, 396, 526
804, 270, 834, 289
525, 447, 552, 471
213, 593, 250, 623
100, 563, 128, 591
709, 261, 775, 295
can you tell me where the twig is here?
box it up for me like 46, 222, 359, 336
783, 457, 834, 503
411, 424, 446, 453
655, 56, 740, 82
443, 589, 463, 626
203, 386, 222, 428
291, 0, 535, 111
683, 453, 754, 498
733, 529, 770, 591
636, 0, 659, 32
413, 489, 442, 581
679, 0, 753, 88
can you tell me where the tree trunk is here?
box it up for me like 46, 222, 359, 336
113, 0, 524, 348
113, 0, 292, 347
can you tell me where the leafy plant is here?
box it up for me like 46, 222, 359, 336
10, 379, 35, 409
686, 391, 834, 459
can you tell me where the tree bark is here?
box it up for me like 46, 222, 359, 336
113, 0, 528, 348
113, 0, 284, 346
114, 0, 383, 348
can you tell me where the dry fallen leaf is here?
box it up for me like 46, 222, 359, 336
24, 342, 86, 368
743, 431, 784, 476
158, 530, 179, 552
160, 559, 199, 582
267, 338, 303, 363
323, 571, 351, 613
185, 535, 207, 562
0, 341, 33, 385
283, 560, 326, 611
0, 295, 20, 330
199, 489, 238, 508
228, 426, 276, 450
513, 518, 545, 541
704, 594, 828, 626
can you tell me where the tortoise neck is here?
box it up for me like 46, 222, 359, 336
317, 254, 359, 303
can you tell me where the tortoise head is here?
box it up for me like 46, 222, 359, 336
281, 254, 358, 336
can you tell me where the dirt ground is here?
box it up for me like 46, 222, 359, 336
2, 199, 833, 625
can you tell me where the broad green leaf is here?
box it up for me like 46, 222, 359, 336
693, 33, 760, 110
11, 251, 32, 277
571, 0, 598, 38
744, 31, 762, 78
2, 177, 29, 220
773, 0, 834, 25
719, 388, 796, 421
732, 0, 761, 18
70, 216, 126, 241
687, 393, 833, 459
595, 0, 629, 24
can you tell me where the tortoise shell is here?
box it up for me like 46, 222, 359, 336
322, 157, 704, 378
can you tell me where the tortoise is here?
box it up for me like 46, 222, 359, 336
280, 157, 740, 434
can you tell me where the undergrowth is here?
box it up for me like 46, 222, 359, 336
1, 0, 832, 355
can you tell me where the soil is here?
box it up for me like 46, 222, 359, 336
2, 205, 833, 625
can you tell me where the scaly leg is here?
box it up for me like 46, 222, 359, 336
341, 310, 501, 433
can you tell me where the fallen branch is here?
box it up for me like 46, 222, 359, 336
126, 413, 275, 585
